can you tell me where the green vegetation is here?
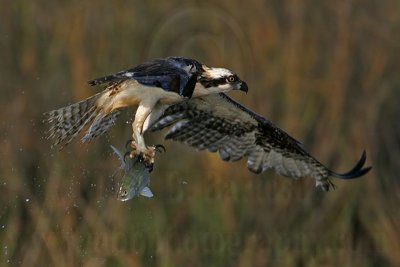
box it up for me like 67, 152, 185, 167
0, 0, 399, 266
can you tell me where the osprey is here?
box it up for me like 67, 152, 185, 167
45, 56, 248, 162
44, 56, 371, 191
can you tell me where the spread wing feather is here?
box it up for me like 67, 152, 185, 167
152, 93, 371, 190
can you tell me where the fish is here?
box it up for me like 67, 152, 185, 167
110, 145, 153, 201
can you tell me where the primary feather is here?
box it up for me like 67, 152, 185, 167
152, 93, 371, 191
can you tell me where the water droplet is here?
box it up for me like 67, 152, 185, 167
25, 198, 30, 202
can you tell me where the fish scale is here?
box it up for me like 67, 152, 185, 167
110, 145, 154, 201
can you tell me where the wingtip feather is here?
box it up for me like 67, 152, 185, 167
331, 150, 372, 179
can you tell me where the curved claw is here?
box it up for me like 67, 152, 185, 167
125, 139, 134, 149
147, 163, 154, 173
154, 144, 166, 154
136, 153, 154, 171
123, 151, 131, 163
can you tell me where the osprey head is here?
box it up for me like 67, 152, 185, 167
199, 66, 248, 94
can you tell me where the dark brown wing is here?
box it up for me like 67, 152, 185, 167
151, 93, 371, 191
87, 57, 201, 98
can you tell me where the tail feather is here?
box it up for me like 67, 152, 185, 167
43, 93, 103, 148
81, 110, 121, 143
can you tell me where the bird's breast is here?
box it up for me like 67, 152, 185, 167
104, 80, 185, 111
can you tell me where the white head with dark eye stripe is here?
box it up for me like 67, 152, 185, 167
199, 67, 248, 94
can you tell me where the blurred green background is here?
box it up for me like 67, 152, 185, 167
1, 0, 399, 266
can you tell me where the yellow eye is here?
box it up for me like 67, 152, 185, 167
227, 75, 237, 82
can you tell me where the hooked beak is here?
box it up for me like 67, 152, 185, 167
238, 81, 248, 93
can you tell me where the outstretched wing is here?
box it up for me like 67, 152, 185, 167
87, 57, 201, 98
151, 93, 371, 190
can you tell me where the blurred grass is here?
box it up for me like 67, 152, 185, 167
0, 0, 399, 266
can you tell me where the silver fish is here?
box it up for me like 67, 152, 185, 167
110, 145, 153, 201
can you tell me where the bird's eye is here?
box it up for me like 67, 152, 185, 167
227, 75, 237, 82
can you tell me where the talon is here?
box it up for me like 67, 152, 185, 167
125, 139, 134, 149
154, 144, 166, 154
129, 151, 136, 159
141, 149, 155, 166
128, 148, 142, 160
145, 161, 154, 172
123, 151, 132, 162
138, 152, 145, 162
123, 139, 140, 160
125, 139, 138, 151
137, 155, 153, 171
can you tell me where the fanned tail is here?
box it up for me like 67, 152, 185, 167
43, 92, 103, 148
81, 110, 121, 143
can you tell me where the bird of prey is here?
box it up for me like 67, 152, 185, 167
44, 56, 371, 191
44, 56, 248, 164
